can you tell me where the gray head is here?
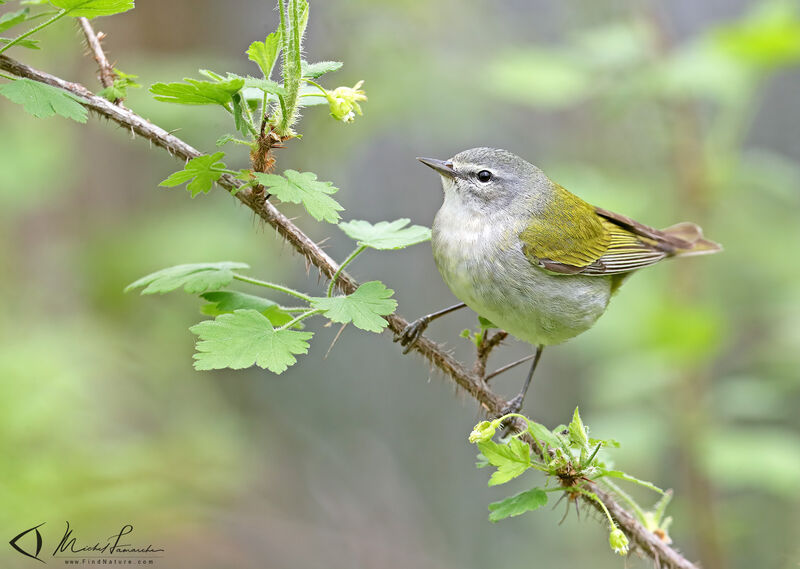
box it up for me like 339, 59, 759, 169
417, 147, 551, 215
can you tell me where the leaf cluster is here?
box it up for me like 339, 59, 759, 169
126, 217, 430, 374
470, 408, 670, 555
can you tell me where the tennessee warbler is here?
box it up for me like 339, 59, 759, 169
398, 147, 721, 412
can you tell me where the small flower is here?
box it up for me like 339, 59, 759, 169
469, 420, 497, 443
324, 80, 367, 123
609, 527, 630, 556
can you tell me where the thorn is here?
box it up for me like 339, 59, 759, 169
325, 323, 347, 358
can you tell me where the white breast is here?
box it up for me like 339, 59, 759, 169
431, 195, 613, 346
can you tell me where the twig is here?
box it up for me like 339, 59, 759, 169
0, 53, 700, 569
484, 353, 535, 382
77, 17, 118, 99
473, 330, 508, 377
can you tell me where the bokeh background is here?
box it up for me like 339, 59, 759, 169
2, 0, 800, 567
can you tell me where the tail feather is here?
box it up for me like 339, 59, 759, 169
661, 222, 722, 257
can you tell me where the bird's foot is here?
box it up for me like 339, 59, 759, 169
394, 316, 430, 354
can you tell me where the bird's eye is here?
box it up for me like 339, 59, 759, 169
476, 170, 492, 183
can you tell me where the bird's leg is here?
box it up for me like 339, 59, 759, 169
394, 302, 467, 354
501, 345, 544, 414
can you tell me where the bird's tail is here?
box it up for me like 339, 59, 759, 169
661, 222, 722, 257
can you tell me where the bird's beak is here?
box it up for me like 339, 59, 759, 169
417, 157, 456, 179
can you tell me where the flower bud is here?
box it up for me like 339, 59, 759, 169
323, 80, 367, 123
608, 527, 629, 556
469, 420, 496, 443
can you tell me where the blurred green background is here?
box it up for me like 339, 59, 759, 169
1, 0, 799, 567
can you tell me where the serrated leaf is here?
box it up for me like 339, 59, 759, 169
159, 152, 226, 197
48, 0, 134, 18
488, 487, 548, 522
0, 8, 28, 34
247, 30, 282, 78
311, 281, 396, 332
301, 60, 343, 78
568, 407, 589, 449
190, 309, 313, 373
97, 70, 139, 101
0, 79, 86, 122
338, 219, 431, 250
526, 420, 564, 450
477, 438, 531, 486
0, 37, 39, 49
253, 170, 343, 223
199, 291, 294, 327
149, 77, 243, 106
242, 76, 286, 95
125, 262, 248, 295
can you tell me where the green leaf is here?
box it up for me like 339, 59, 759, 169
337, 218, 431, 250
478, 316, 496, 330
247, 30, 282, 78
477, 438, 531, 486
0, 78, 87, 122
149, 77, 244, 106
526, 420, 564, 450
0, 37, 39, 49
598, 470, 663, 494
159, 152, 226, 197
48, 0, 134, 18
714, 1, 800, 68
302, 60, 343, 78
253, 170, 344, 223
568, 407, 589, 449
230, 92, 248, 135
488, 487, 548, 522
125, 262, 248, 295
199, 291, 294, 327
190, 309, 313, 373
242, 76, 286, 95
98, 70, 140, 101
0, 8, 28, 34
311, 281, 397, 332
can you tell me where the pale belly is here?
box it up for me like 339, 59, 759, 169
432, 212, 612, 347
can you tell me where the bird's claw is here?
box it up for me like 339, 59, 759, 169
394, 317, 430, 354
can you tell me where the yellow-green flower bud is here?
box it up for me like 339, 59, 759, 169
469, 420, 496, 443
609, 527, 629, 556
324, 80, 367, 123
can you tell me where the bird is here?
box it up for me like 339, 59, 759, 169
397, 147, 721, 413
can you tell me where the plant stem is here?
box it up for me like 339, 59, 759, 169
0, 71, 16, 80
597, 478, 647, 525
279, 308, 322, 330
0, 9, 68, 56
327, 245, 366, 296
232, 274, 311, 302
575, 487, 616, 528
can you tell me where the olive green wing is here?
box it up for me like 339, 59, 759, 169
519, 185, 612, 275
520, 187, 692, 276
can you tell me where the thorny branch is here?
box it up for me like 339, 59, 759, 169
77, 17, 118, 100
0, 45, 700, 569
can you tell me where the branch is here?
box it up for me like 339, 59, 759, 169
77, 17, 117, 92
0, 53, 699, 569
